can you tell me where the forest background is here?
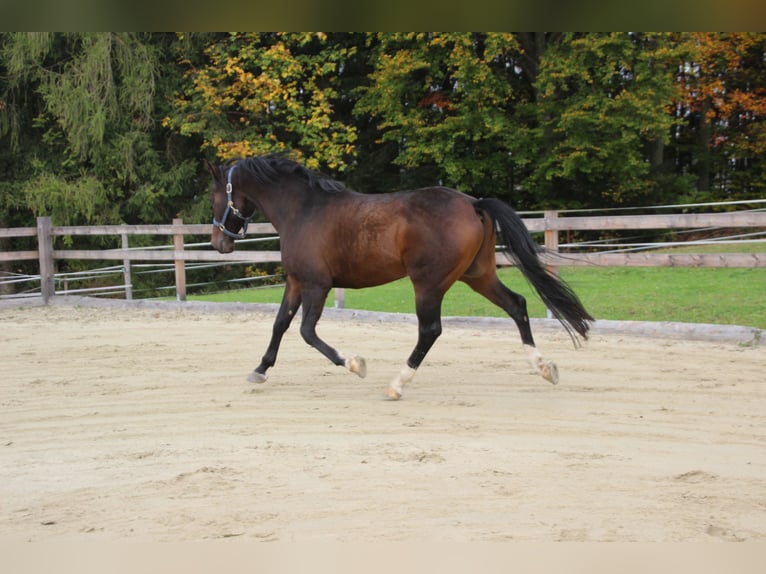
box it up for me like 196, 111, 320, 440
1, 32, 764, 291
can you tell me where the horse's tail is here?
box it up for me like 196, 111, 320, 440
474, 198, 594, 342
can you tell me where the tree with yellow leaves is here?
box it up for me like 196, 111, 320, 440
165, 32, 358, 173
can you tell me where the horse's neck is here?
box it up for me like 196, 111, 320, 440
250, 182, 314, 231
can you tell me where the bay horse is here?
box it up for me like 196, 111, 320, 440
207, 154, 593, 399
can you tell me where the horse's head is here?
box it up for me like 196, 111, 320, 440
206, 160, 257, 254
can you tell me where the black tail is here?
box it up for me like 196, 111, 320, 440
475, 198, 594, 343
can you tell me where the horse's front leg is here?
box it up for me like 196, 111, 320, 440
299, 285, 367, 378
249, 279, 302, 383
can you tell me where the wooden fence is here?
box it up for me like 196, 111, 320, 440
1, 211, 764, 305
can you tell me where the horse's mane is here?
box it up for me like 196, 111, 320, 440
235, 154, 347, 194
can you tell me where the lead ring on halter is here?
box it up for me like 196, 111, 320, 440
213, 165, 256, 240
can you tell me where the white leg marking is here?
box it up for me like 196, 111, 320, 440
524, 344, 559, 385
387, 365, 416, 400
524, 344, 543, 370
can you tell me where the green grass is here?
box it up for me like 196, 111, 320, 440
190, 263, 766, 329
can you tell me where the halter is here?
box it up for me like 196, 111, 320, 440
213, 165, 257, 240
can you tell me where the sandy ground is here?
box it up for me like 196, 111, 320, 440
1, 302, 764, 542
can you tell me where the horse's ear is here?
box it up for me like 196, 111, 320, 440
204, 159, 221, 182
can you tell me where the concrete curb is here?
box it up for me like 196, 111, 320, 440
1, 295, 760, 347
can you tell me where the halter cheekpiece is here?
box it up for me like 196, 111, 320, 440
213, 165, 256, 240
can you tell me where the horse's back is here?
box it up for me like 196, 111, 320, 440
341, 187, 486, 287
388, 186, 481, 240
282, 186, 486, 289
342, 186, 482, 246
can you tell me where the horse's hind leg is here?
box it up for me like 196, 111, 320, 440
388, 289, 444, 400
462, 274, 559, 385
299, 284, 367, 378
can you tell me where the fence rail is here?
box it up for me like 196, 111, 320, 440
523, 211, 766, 232
1, 210, 764, 305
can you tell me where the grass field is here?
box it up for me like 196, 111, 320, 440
191, 255, 766, 329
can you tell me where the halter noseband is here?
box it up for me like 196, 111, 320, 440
213, 166, 256, 240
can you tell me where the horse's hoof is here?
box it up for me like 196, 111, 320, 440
347, 356, 367, 378
541, 361, 559, 385
248, 371, 268, 384
386, 380, 403, 400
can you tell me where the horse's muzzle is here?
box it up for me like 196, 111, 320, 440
211, 226, 235, 254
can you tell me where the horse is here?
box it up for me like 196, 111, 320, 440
207, 154, 593, 399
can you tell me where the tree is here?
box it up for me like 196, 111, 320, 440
353, 33, 692, 209
0, 32, 210, 296
354, 33, 526, 196
165, 32, 358, 173
673, 32, 766, 199
3, 32, 764, 233
0, 32, 202, 227
529, 32, 684, 208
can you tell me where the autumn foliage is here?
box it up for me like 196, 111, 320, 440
1, 32, 765, 232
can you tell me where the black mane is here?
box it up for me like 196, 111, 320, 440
236, 154, 347, 194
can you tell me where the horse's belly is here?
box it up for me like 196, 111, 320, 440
332, 256, 407, 289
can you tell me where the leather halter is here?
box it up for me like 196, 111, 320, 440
212, 165, 257, 240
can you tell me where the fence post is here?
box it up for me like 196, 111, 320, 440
543, 210, 559, 320
36, 216, 54, 303
334, 288, 346, 309
121, 232, 133, 300
543, 210, 560, 277
173, 218, 186, 301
